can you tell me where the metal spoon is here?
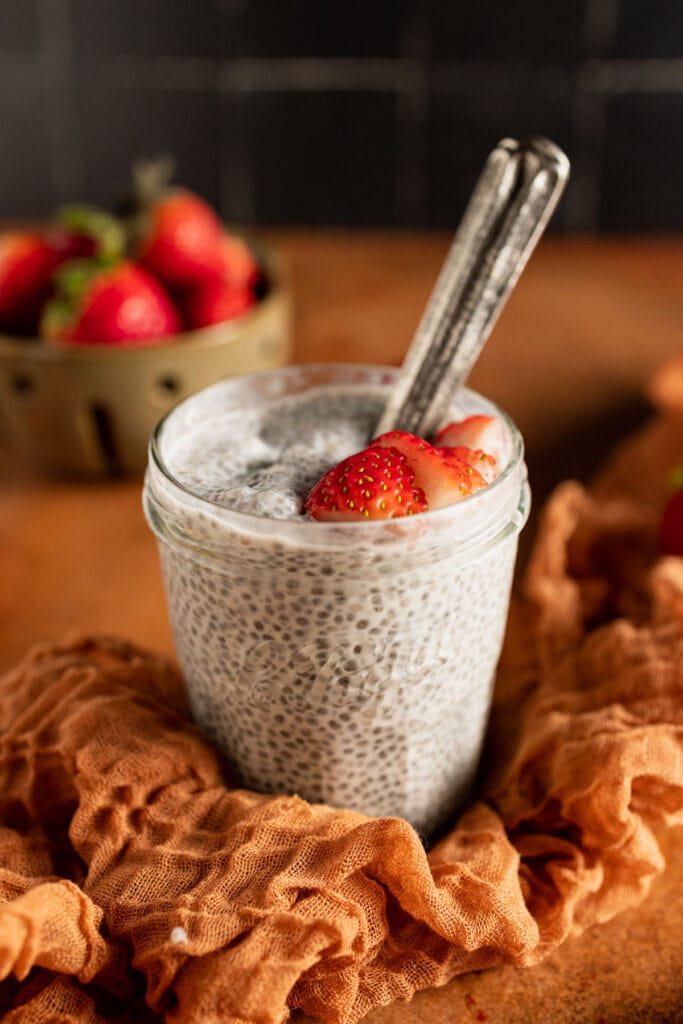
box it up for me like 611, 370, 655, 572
374, 136, 570, 439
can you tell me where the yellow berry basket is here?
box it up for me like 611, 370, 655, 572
0, 246, 291, 476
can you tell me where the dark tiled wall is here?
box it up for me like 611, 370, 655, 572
0, 0, 681, 230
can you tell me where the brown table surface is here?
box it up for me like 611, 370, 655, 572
2, 232, 683, 1022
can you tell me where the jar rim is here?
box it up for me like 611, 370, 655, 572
147, 362, 526, 543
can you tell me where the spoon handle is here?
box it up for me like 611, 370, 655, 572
374, 136, 570, 439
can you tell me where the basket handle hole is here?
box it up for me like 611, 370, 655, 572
159, 375, 180, 394
151, 375, 181, 407
10, 372, 36, 399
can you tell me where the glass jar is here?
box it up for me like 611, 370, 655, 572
144, 364, 529, 836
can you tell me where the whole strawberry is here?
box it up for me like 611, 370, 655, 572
136, 189, 225, 288
219, 234, 260, 291
659, 470, 683, 556
128, 158, 223, 288
181, 233, 261, 329
181, 279, 254, 330
0, 232, 60, 334
41, 260, 181, 346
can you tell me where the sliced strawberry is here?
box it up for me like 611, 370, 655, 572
438, 445, 497, 484
304, 445, 427, 521
41, 260, 181, 346
374, 430, 487, 510
659, 487, 683, 556
435, 415, 503, 459
181, 279, 254, 330
0, 232, 60, 335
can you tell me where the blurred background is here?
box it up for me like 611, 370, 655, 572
1, 0, 681, 231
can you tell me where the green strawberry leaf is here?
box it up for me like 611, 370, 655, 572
55, 204, 126, 261
52, 258, 114, 303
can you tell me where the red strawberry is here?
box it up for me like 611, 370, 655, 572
304, 445, 428, 521
219, 234, 259, 290
659, 473, 683, 556
136, 189, 224, 287
374, 430, 487, 510
41, 260, 181, 346
435, 415, 503, 460
0, 232, 60, 334
438, 445, 497, 483
182, 279, 254, 330
47, 204, 126, 264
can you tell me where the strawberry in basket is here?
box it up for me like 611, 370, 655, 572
130, 157, 226, 289
179, 233, 260, 329
0, 232, 60, 334
129, 158, 260, 328
41, 259, 181, 346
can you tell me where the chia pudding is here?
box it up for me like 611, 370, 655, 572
144, 363, 529, 836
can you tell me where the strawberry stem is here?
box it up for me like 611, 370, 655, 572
55, 204, 126, 261
132, 155, 176, 207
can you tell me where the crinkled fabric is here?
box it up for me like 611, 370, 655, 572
1, 391, 682, 1023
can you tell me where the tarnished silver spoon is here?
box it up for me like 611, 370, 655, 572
374, 136, 570, 439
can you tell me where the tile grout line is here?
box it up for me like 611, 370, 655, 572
564, 0, 621, 230
91, 55, 419, 93
20, 3, 683, 231
85, 53, 683, 93
394, 3, 431, 226
35, 0, 86, 205
217, 88, 256, 228
604, 58, 683, 92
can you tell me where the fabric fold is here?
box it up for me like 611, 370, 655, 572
1, 384, 682, 1022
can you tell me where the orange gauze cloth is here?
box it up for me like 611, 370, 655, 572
1, 381, 683, 1023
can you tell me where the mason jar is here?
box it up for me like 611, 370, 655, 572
143, 364, 529, 836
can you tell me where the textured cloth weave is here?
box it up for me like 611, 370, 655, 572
1, 366, 683, 1022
